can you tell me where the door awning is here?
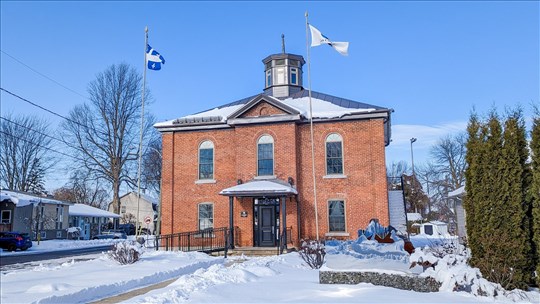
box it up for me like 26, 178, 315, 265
219, 179, 298, 197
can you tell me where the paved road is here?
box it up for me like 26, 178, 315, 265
0, 245, 113, 266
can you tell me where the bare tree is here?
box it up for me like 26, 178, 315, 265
53, 169, 109, 209
61, 63, 155, 215
0, 114, 54, 193
429, 133, 467, 191
386, 160, 409, 190
142, 136, 161, 195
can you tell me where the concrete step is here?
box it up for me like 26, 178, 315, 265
227, 247, 281, 256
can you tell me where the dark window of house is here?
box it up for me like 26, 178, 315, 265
1, 210, 11, 224
199, 141, 214, 180
198, 203, 214, 231
328, 200, 345, 232
257, 135, 274, 176
424, 224, 433, 235
326, 133, 343, 174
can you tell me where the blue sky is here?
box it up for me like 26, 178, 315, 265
1, 1, 539, 191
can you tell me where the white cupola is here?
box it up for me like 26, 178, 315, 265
262, 34, 305, 98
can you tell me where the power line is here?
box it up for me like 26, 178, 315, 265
0, 116, 64, 144
0, 50, 87, 100
0, 129, 86, 163
0, 87, 94, 132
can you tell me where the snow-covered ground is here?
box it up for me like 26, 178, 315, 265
1, 236, 538, 303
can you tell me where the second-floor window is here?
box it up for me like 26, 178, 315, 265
199, 140, 214, 180
257, 135, 274, 176
326, 133, 344, 175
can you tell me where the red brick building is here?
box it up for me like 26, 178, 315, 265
155, 51, 392, 248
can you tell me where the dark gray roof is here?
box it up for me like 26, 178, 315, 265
197, 89, 387, 114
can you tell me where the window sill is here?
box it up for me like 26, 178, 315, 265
254, 175, 277, 180
323, 174, 347, 179
325, 232, 349, 237
195, 179, 216, 184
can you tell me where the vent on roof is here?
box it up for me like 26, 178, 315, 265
173, 116, 223, 125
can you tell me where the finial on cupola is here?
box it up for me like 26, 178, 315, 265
281, 34, 286, 54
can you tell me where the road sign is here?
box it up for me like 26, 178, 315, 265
144, 216, 152, 225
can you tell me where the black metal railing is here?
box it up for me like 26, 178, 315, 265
278, 226, 293, 254
154, 227, 232, 257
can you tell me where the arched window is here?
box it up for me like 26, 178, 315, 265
257, 135, 274, 176
198, 203, 214, 230
198, 140, 214, 180
326, 133, 343, 175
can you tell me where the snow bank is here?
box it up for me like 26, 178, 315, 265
0, 250, 222, 304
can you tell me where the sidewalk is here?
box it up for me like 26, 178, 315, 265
90, 277, 177, 304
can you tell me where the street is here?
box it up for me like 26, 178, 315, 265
0, 245, 112, 267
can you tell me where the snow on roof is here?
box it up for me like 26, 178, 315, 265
154, 104, 244, 127
154, 92, 381, 128
0, 190, 71, 207
427, 220, 447, 226
448, 185, 465, 198
407, 213, 423, 221
220, 180, 297, 196
69, 204, 120, 218
280, 96, 376, 119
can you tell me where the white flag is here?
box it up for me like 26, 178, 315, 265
309, 24, 349, 56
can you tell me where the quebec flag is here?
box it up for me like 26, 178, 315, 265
146, 44, 165, 70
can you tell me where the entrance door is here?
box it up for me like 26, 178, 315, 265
258, 205, 276, 247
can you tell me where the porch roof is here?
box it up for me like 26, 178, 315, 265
219, 180, 298, 197
69, 204, 120, 218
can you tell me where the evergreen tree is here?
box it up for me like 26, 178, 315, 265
490, 110, 530, 289
531, 109, 540, 287
465, 110, 533, 289
465, 112, 484, 265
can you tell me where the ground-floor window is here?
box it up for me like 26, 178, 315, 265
1, 210, 11, 224
328, 200, 345, 232
198, 203, 214, 231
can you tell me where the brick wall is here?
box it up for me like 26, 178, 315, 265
160, 116, 388, 246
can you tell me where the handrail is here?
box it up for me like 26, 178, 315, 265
279, 226, 293, 254
154, 227, 232, 257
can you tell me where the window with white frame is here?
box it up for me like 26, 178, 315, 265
56, 205, 63, 230
1, 210, 11, 224
328, 200, 345, 232
199, 140, 214, 180
257, 135, 274, 176
290, 68, 298, 85
266, 70, 272, 87
198, 203, 214, 231
326, 133, 344, 175
121, 206, 126, 214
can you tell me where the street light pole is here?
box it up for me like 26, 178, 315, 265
410, 137, 417, 177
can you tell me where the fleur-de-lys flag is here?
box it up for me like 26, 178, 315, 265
309, 24, 349, 56
146, 44, 165, 70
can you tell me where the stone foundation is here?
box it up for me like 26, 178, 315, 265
319, 271, 441, 293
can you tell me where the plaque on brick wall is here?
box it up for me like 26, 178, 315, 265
240, 211, 248, 217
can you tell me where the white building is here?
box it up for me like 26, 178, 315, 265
108, 192, 158, 233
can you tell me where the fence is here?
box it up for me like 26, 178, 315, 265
154, 227, 231, 257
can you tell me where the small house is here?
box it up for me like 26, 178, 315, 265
418, 221, 449, 237
69, 204, 120, 240
0, 190, 72, 240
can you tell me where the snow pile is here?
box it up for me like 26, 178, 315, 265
414, 242, 534, 302
328, 233, 536, 302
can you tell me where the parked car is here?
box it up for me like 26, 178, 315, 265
0, 232, 33, 251
118, 223, 151, 235
92, 230, 127, 240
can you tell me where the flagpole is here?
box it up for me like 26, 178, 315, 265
136, 26, 148, 237
305, 11, 319, 241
